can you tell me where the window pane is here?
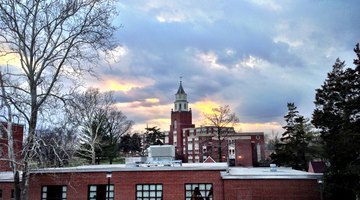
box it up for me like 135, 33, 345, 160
137, 185, 142, 190
90, 186, 97, 191
206, 184, 212, 190
143, 185, 149, 190
157, 185, 162, 190
157, 191, 162, 197
143, 191, 149, 197
109, 185, 114, 191
137, 192, 142, 197
192, 185, 198, 190
150, 185, 156, 190
186, 191, 192, 197
150, 191, 155, 197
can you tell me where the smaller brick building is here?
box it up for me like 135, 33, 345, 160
0, 122, 24, 171
182, 126, 265, 166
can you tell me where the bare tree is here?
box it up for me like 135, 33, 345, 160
68, 88, 113, 165
33, 126, 78, 168
103, 110, 134, 164
203, 105, 240, 162
0, 0, 118, 199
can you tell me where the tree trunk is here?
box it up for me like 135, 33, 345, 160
92, 147, 96, 165
218, 128, 222, 162
21, 105, 38, 200
14, 171, 21, 200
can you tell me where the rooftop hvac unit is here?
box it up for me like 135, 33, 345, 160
148, 145, 175, 158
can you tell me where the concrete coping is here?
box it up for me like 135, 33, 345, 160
221, 167, 323, 180
29, 163, 229, 174
0, 171, 16, 182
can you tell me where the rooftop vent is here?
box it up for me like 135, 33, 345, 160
270, 164, 277, 172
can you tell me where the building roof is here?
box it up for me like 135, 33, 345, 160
308, 161, 327, 173
30, 163, 228, 174
0, 171, 16, 182
176, 81, 186, 95
221, 167, 323, 180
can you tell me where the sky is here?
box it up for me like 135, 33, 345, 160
4, 0, 358, 135
84, 0, 360, 135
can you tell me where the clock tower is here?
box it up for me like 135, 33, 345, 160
169, 80, 195, 160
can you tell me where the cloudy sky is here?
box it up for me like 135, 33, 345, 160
86, 0, 360, 135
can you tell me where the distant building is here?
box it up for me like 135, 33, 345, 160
168, 81, 195, 160
168, 81, 265, 166
182, 126, 265, 166
0, 122, 24, 171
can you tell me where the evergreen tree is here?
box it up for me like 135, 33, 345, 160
144, 126, 165, 148
271, 103, 314, 171
312, 47, 360, 199
119, 133, 142, 156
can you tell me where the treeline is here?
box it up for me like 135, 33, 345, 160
270, 44, 360, 200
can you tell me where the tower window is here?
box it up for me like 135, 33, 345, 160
184, 104, 187, 110
179, 104, 182, 110
175, 104, 177, 110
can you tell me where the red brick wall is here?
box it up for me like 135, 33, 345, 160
235, 139, 253, 166
28, 170, 224, 200
0, 123, 24, 171
169, 111, 195, 159
0, 182, 14, 199
223, 179, 321, 200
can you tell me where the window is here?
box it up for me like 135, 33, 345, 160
202, 146, 207, 153
188, 155, 193, 162
194, 142, 199, 150
185, 183, 213, 200
11, 189, 14, 200
188, 141, 193, 151
88, 185, 114, 200
136, 184, 162, 200
195, 156, 199, 162
41, 186, 67, 200
0, 189, 2, 200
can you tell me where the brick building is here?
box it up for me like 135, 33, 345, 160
14, 163, 321, 200
0, 122, 24, 171
182, 126, 265, 166
169, 82, 265, 166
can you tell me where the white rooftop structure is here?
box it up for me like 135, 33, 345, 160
221, 167, 323, 180
0, 171, 16, 182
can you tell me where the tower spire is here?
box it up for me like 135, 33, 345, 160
174, 78, 188, 112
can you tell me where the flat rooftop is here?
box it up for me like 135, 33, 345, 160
30, 162, 229, 174
0, 171, 16, 182
1, 164, 323, 181
221, 167, 323, 180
